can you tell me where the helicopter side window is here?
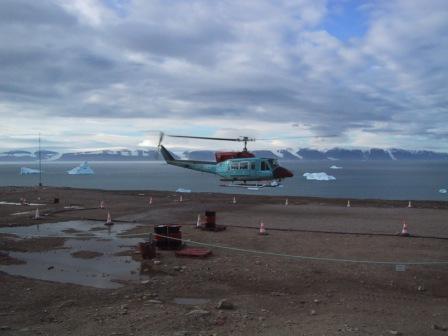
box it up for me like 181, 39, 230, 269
239, 162, 249, 170
261, 161, 270, 171
251, 163, 256, 170
231, 162, 239, 170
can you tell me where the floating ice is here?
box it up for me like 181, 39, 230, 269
176, 188, 191, 193
67, 161, 94, 175
20, 167, 40, 175
439, 189, 447, 194
329, 165, 342, 169
303, 172, 336, 181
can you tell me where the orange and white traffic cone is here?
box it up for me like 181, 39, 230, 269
196, 214, 202, 229
99, 200, 105, 209
259, 221, 268, 235
400, 219, 409, 236
285, 198, 289, 206
34, 207, 41, 220
346, 200, 351, 208
232, 196, 237, 204
105, 212, 114, 225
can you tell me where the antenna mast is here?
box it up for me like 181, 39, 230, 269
38, 133, 42, 187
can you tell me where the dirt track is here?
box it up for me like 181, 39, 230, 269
0, 186, 447, 336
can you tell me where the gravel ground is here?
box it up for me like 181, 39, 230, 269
0, 186, 447, 336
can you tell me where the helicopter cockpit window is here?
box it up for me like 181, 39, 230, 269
261, 161, 270, 171
269, 159, 279, 168
231, 162, 239, 170
239, 162, 249, 170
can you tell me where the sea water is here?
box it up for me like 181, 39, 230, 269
0, 161, 447, 201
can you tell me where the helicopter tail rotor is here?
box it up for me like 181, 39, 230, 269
157, 132, 165, 148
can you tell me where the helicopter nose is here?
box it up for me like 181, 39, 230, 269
273, 166, 294, 179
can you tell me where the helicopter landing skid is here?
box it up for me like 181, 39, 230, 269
220, 181, 283, 190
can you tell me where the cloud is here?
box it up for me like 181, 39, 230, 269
0, 0, 447, 151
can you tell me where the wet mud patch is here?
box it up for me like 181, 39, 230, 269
71, 250, 104, 259
89, 226, 109, 232
0, 236, 66, 252
62, 228, 83, 234
113, 249, 135, 257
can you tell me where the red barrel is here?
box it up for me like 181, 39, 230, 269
205, 211, 216, 229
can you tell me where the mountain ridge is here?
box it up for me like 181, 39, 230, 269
1, 148, 447, 161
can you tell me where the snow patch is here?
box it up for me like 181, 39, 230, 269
439, 188, 447, 194
386, 149, 397, 160
67, 162, 94, 175
303, 172, 336, 181
20, 167, 40, 175
176, 188, 191, 193
329, 165, 342, 169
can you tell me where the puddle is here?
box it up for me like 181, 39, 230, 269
0, 220, 151, 288
173, 298, 210, 305
0, 201, 45, 206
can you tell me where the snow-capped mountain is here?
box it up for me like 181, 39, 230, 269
0, 150, 59, 161
1, 147, 447, 162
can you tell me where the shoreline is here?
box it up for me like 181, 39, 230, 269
1, 185, 447, 208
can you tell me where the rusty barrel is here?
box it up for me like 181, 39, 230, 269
139, 242, 156, 259
154, 225, 182, 250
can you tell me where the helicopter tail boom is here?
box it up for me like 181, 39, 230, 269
159, 145, 175, 162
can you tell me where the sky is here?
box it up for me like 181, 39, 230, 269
0, 0, 447, 153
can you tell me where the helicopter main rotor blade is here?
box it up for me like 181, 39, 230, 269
167, 134, 255, 142
257, 135, 338, 140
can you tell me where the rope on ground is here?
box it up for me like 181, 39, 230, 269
8, 231, 448, 267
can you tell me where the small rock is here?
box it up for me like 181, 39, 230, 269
140, 280, 150, 285
0, 326, 11, 331
47, 266, 54, 270
58, 300, 76, 309
153, 260, 161, 265
173, 266, 182, 271
174, 332, 192, 336
432, 324, 448, 331
388, 330, 402, 335
147, 299, 163, 304
417, 285, 426, 292
310, 309, 317, 316
216, 299, 234, 310
185, 309, 210, 317
215, 315, 227, 326
313, 299, 320, 304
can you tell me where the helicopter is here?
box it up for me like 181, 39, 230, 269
157, 132, 293, 188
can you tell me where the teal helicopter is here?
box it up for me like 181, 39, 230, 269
157, 133, 293, 188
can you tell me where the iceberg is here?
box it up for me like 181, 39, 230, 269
20, 167, 40, 175
303, 172, 336, 181
439, 189, 447, 194
67, 161, 94, 175
329, 165, 343, 169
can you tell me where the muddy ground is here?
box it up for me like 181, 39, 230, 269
0, 186, 447, 336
